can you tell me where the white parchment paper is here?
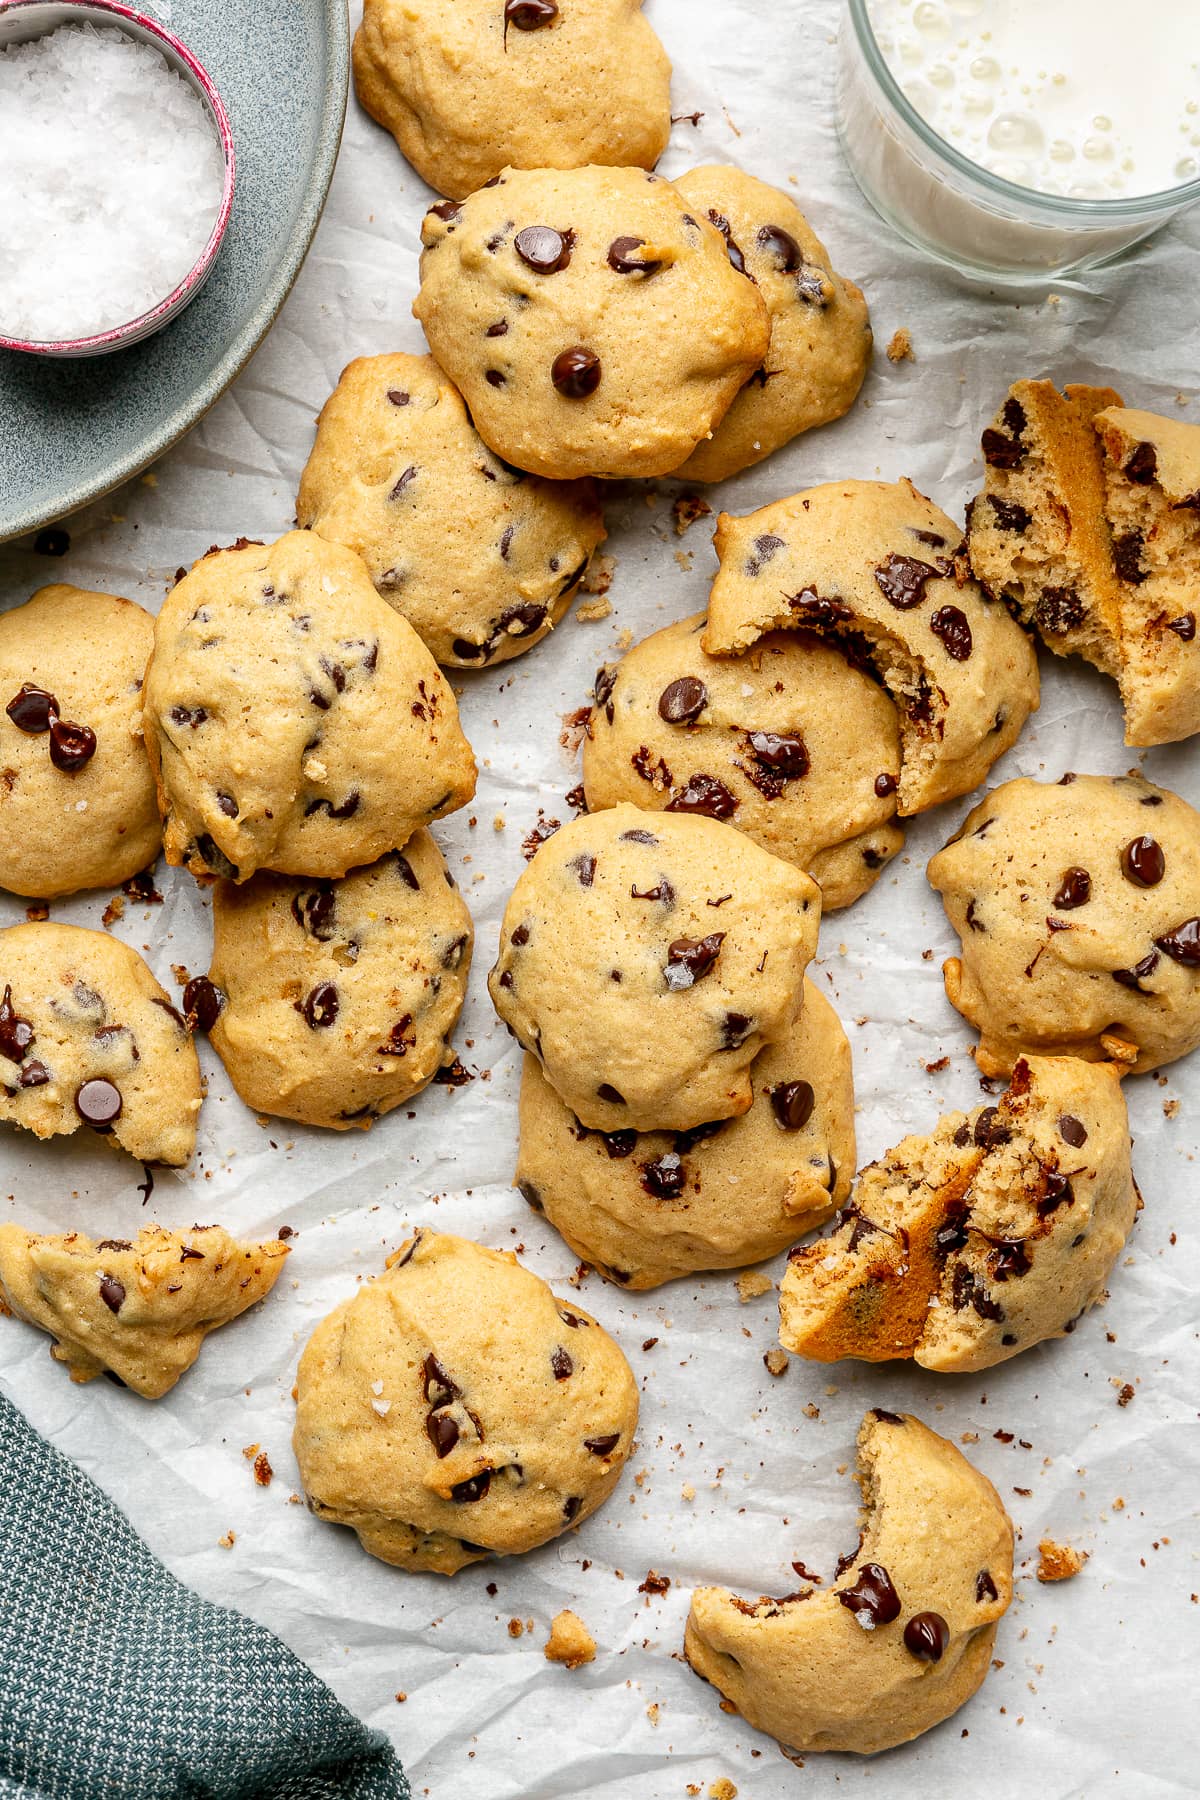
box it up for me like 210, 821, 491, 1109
1, 4, 1198, 1795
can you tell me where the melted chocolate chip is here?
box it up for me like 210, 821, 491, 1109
620, 828, 659, 845
98, 1274, 126, 1314
745, 533, 785, 577
599, 1128, 637, 1158
756, 223, 802, 271
427, 201, 461, 224
6, 684, 57, 733
874, 772, 898, 798
664, 933, 724, 990
515, 224, 574, 272
973, 1106, 1010, 1149
720, 1012, 752, 1050
597, 1083, 625, 1105
770, 1080, 815, 1131
0, 986, 35, 1062
426, 1412, 460, 1457
1113, 951, 1160, 992
1036, 586, 1085, 635
951, 1265, 1004, 1322
666, 772, 737, 819
1113, 530, 1147, 584
291, 886, 336, 939
837, 1563, 901, 1629
303, 982, 339, 1029
570, 852, 596, 887
551, 1346, 574, 1380
641, 1151, 685, 1198
929, 604, 973, 661
985, 494, 1031, 534
75, 1077, 122, 1128
182, 976, 223, 1034
1038, 1169, 1075, 1216
18, 1061, 49, 1088
505, 0, 557, 27
48, 718, 97, 773
981, 399, 1026, 469
872, 1408, 905, 1425
584, 1433, 620, 1456
1167, 612, 1196, 641
1124, 441, 1158, 484
874, 553, 940, 609
747, 730, 808, 780
707, 210, 750, 275
785, 587, 852, 624
607, 235, 661, 275
658, 676, 707, 724
562, 1495, 581, 1523
423, 1354, 460, 1407
1053, 867, 1091, 910
552, 347, 601, 398
976, 1570, 999, 1603
169, 705, 208, 728
989, 1237, 1032, 1280
1121, 835, 1165, 887
1059, 1113, 1088, 1147
450, 1472, 491, 1504
903, 1611, 949, 1662
1156, 917, 1200, 965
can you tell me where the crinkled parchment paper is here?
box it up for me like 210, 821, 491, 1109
1, 4, 1197, 1795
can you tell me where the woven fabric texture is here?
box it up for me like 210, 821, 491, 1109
0, 1391, 408, 1800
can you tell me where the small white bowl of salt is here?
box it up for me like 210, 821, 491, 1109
0, 0, 234, 356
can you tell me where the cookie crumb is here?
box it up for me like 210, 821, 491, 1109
646, 1702, 660, 1725
101, 895, 125, 929
24, 900, 49, 922
580, 552, 615, 596
218, 1530, 236, 1550
709, 1782, 738, 1799
638, 1569, 671, 1596
1163, 1097, 1179, 1118
492, 814, 506, 831
507, 1617, 525, 1638
544, 1609, 596, 1669
394, 1692, 407, 1703
253, 1450, 273, 1487
1037, 1538, 1087, 1582
575, 595, 613, 622
763, 1347, 789, 1377
672, 492, 712, 536
681, 1482, 696, 1501
886, 328, 914, 363
1114, 1380, 1136, 1407
737, 1270, 774, 1303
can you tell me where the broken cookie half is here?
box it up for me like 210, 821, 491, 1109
0, 1224, 290, 1398
779, 1055, 1136, 1373
684, 1409, 1013, 1755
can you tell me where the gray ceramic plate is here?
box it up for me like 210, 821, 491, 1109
0, 0, 349, 544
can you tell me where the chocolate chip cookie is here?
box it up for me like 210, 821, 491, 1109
293, 1229, 638, 1574
413, 165, 771, 480
296, 353, 606, 669
353, 0, 672, 200
0, 584, 160, 898
488, 802, 821, 1132
515, 979, 854, 1288
583, 613, 903, 910
0, 922, 202, 1166
684, 1409, 1013, 1756
779, 1055, 1135, 1372
207, 831, 473, 1130
142, 532, 476, 883
669, 166, 872, 483
929, 773, 1200, 1075
0, 1224, 290, 1398
703, 479, 1039, 815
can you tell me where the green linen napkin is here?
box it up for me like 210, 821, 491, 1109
0, 1391, 409, 1800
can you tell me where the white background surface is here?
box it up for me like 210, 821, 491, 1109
1, 3, 1198, 1796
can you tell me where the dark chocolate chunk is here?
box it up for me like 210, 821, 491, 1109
658, 676, 708, 724
1121, 835, 1165, 887
770, 1080, 815, 1131
303, 982, 339, 1028
569, 852, 596, 887
976, 1569, 999, 1603
903, 1611, 949, 1662
756, 223, 802, 271
664, 933, 725, 990
98, 1274, 126, 1314
584, 1433, 620, 1456
745, 533, 785, 577
929, 604, 973, 660
551, 347, 601, 398
607, 236, 661, 275
291, 886, 336, 939
874, 553, 940, 609
17, 1061, 49, 1088
515, 225, 574, 272
1035, 586, 1085, 635
1058, 1113, 1088, 1147
1155, 917, 1200, 965
641, 1151, 685, 1198
427, 202, 461, 224
504, 0, 557, 28
426, 1412, 460, 1458
389, 466, 417, 500
837, 1562, 901, 1629
1053, 867, 1091, 910
1113, 530, 1147, 584
985, 494, 1031, 534
720, 1011, 752, 1049
707, 209, 750, 276
182, 976, 223, 1034
75, 1077, 122, 1128
872, 1408, 905, 1425
597, 1083, 625, 1105
973, 1106, 1010, 1149
551, 1346, 574, 1380
1167, 612, 1196, 641
666, 772, 737, 819
1124, 441, 1158, 484
1038, 1169, 1075, 1216
6, 684, 57, 733
874, 772, 898, 798
48, 718, 96, 773
422, 1354, 460, 1407
0, 985, 35, 1062
450, 1472, 491, 1504
747, 730, 809, 779
1113, 950, 1159, 992
562, 1495, 581, 1523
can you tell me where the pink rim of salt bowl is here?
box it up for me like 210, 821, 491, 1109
0, 0, 236, 357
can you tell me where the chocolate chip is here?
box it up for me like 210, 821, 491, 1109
721, 1012, 752, 1049
551, 1347, 574, 1379
747, 730, 809, 779
872, 1408, 905, 1425
499, 601, 547, 638
303, 982, 339, 1028
903, 1611, 949, 1662
485, 370, 506, 388
756, 223, 802, 271
450, 1472, 491, 1504
598, 1128, 636, 1158
515, 225, 573, 272
976, 1569, 999, 1603
182, 976, 223, 1033
562, 1495, 581, 1522
291, 886, 336, 939
985, 494, 1032, 534
6, 684, 57, 732
1124, 441, 1158, 484
593, 665, 617, 715
620, 828, 658, 845
770, 1080, 815, 1131
1113, 530, 1147, 584
973, 1106, 1010, 1149
874, 772, 898, 798
1036, 586, 1085, 635
569, 852, 596, 887
607, 235, 661, 275
505, 0, 557, 28
1053, 867, 1091, 910
510, 923, 530, 946
423, 1354, 460, 1407
837, 1562, 901, 1629
1167, 612, 1196, 641
486, 321, 509, 338
552, 347, 601, 398
989, 1237, 1031, 1279
1113, 951, 1159, 992
427, 202, 461, 223
75, 1077, 122, 1128
387, 386, 413, 404
1059, 1113, 1088, 1147
641, 1151, 685, 1198
951, 1264, 1004, 1322
1038, 1170, 1075, 1216
216, 792, 238, 818
48, 718, 96, 773
1155, 918, 1200, 965
784, 587, 853, 625
597, 1083, 625, 1105
658, 676, 707, 724
0, 986, 35, 1062
665, 933, 724, 990
874, 553, 940, 609
1121, 835, 1165, 887
981, 399, 1026, 468
18, 1061, 49, 1088
745, 533, 785, 577
666, 772, 737, 819
389, 466, 417, 500
426, 1412, 460, 1457
169, 705, 208, 728
929, 604, 973, 660
584, 1433, 620, 1456
98, 1274, 126, 1314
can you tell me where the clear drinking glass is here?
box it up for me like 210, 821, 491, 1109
837, 0, 1200, 282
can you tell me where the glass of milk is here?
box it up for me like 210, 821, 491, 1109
839, 0, 1200, 279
